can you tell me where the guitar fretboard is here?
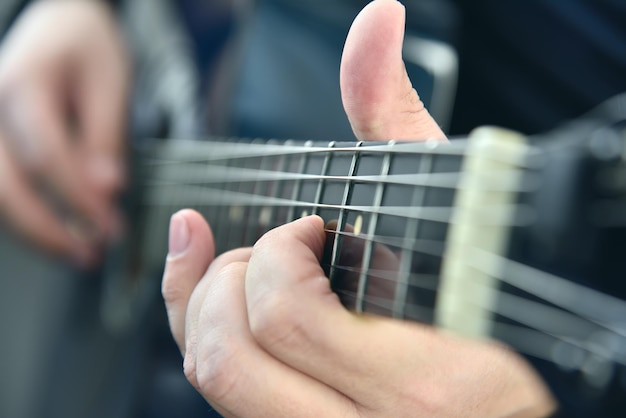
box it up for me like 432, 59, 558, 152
117, 130, 626, 396
138, 134, 534, 325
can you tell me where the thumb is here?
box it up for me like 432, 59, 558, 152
340, 0, 446, 141
162, 209, 215, 353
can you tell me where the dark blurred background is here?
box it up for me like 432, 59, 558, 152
0, 1, 625, 417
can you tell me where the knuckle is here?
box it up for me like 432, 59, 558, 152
215, 260, 247, 279
209, 249, 250, 276
182, 352, 199, 389
194, 336, 242, 403
251, 231, 276, 258
249, 290, 311, 353
161, 272, 185, 307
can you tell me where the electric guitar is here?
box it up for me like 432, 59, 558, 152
102, 118, 626, 416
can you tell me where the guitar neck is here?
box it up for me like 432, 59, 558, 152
103, 122, 626, 411
136, 132, 531, 325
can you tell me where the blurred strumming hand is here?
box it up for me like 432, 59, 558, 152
0, 0, 129, 265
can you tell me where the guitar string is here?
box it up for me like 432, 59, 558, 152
318, 230, 626, 338
327, 261, 625, 341
142, 138, 544, 168
144, 186, 538, 227
333, 289, 626, 369
147, 188, 626, 333
141, 140, 624, 352
467, 248, 626, 335
141, 164, 541, 193
146, 181, 626, 334
324, 240, 626, 336
331, 287, 591, 343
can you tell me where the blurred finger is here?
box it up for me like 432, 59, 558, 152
1, 81, 109, 232
77, 35, 129, 197
0, 138, 93, 263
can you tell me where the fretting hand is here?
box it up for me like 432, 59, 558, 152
162, 0, 556, 416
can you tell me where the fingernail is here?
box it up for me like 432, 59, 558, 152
169, 211, 190, 257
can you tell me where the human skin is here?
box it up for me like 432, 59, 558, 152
0, 0, 129, 264
162, 1, 556, 417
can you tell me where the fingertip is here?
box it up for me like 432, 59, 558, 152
302, 214, 325, 229
341, 0, 447, 142
167, 209, 215, 261
292, 215, 327, 254
163, 210, 216, 354
168, 210, 191, 257
341, 0, 406, 90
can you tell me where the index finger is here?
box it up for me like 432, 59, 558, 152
0, 81, 111, 237
243, 216, 437, 408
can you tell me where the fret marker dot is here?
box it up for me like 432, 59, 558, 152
354, 214, 363, 236
230, 206, 244, 222
259, 207, 271, 225
301, 210, 308, 218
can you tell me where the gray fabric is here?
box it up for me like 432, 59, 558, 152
121, 0, 203, 139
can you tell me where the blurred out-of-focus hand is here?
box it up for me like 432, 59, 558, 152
0, 0, 130, 265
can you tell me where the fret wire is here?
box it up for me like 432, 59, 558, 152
312, 142, 336, 216
330, 142, 363, 293
267, 139, 291, 228
356, 145, 392, 313
213, 155, 238, 254
287, 140, 313, 222
226, 149, 256, 250
243, 141, 274, 245
393, 154, 433, 319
